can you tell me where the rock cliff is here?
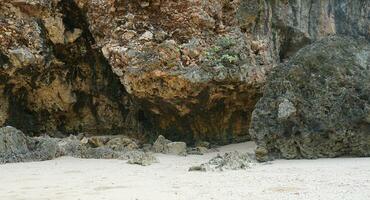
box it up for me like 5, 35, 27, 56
0, 0, 368, 145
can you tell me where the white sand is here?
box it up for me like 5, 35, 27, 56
0, 142, 369, 200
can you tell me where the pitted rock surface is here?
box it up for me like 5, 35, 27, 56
0, 0, 368, 145
250, 36, 370, 161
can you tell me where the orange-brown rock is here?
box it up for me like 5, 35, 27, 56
76, 0, 275, 143
0, 0, 368, 144
0, 1, 138, 136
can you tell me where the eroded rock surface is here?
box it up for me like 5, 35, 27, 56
74, 0, 278, 143
0, 0, 369, 146
0, 0, 141, 137
0, 126, 31, 163
75, 0, 369, 143
250, 36, 370, 161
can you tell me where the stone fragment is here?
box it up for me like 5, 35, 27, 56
125, 151, 158, 166
152, 135, 171, 153
166, 142, 187, 156
189, 151, 254, 172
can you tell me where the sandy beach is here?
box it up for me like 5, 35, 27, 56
0, 142, 369, 200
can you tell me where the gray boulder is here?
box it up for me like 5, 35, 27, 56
249, 36, 370, 161
0, 126, 31, 163
0, 127, 59, 163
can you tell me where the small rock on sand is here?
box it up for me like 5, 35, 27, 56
189, 151, 255, 172
152, 135, 187, 156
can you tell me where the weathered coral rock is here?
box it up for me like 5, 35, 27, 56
125, 151, 158, 166
250, 36, 370, 161
0, 0, 369, 145
0, 0, 138, 137
0, 126, 31, 163
0, 126, 61, 163
189, 151, 254, 172
75, 0, 369, 143
75, 0, 275, 143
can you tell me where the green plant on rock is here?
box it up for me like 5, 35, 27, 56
203, 36, 240, 68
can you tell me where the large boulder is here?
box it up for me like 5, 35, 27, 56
0, 126, 58, 163
250, 36, 370, 161
0, 126, 31, 163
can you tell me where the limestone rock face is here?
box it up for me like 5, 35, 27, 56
265, 0, 369, 59
76, 0, 274, 143
75, 0, 369, 143
0, 0, 369, 144
250, 36, 370, 161
0, 0, 142, 136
